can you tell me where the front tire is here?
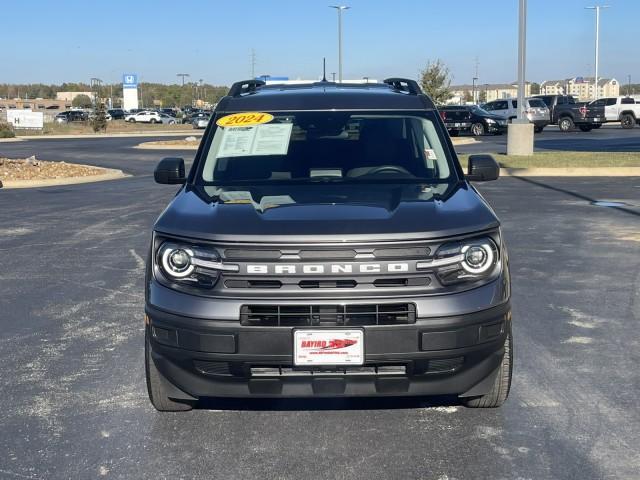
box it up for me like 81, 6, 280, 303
621, 113, 635, 129
128, 118, 136, 123
463, 332, 512, 408
558, 116, 574, 132
145, 329, 193, 412
150, 119, 158, 124
471, 122, 485, 136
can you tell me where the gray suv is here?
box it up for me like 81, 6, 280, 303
483, 98, 550, 132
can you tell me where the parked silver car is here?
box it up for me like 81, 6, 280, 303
159, 113, 177, 125
482, 97, 550, 132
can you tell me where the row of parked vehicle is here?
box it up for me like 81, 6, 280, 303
52, 106, 213, 129
440, 94, 639, 137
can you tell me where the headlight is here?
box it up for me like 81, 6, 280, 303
417, 237, 499, 286
485, 118, 495, 124
156, 241, 238, 289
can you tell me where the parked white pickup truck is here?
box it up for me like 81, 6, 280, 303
589, 97, 640, 129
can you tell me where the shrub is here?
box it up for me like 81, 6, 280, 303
72, 94, 93, 108
0, 121, 16, 138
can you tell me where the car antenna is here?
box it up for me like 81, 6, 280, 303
322, 57, 327, 82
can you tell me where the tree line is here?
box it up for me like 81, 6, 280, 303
0, 82, 230, 108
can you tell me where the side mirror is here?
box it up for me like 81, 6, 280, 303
154, 157, 185, 184
466, 154, 500, 182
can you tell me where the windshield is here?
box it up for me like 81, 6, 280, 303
471, 106, 491, 115
197, 111, 455, 185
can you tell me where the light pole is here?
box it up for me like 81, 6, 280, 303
507, 0, 533, 156
177, 73, 190, 86
628, 75, 632, 96
331, 72, 336, 82
329, 5, 350, 83
472, 77, 478, 104
585, 5, 610, 100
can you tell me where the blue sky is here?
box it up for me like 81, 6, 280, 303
1, 0, 638, 86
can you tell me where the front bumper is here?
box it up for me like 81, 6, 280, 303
145, 293, 511, 399
487, 123, 507, 134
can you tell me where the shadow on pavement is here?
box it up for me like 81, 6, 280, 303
511, 176, 640, 218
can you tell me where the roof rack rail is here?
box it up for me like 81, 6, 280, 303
383, 78, 422, 95
228, 79, 266, 97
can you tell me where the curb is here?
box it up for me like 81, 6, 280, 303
0, 137, 24, 143
135, 142, 199, 150
1, 167, 129, 189
451, 137, 479, 146
12, 132, 202, 140
500, 167, 640, 177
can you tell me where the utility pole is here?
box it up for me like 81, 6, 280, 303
628, 75, 632, 96
177, 73, 190, 86
585, 5, 610, 100
330, 6, 350, 83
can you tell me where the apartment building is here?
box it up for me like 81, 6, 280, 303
540, 77, 619, 100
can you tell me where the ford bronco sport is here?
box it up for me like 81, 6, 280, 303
146, 78, 512, 411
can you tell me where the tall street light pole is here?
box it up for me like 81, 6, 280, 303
472, 77, 478, 104
177, 73, 190, 86
585, 5, 610, 100
507, 0, 533, 156
330, 6, 350, 83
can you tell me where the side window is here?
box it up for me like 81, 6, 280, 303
621, 97, 634, 105
538, 97, 552, 108
484, 102, 495, 111
511, 100, 518, 109
606, 98, 618, 106
557, 96, 566, 105
496, 101, 508, 110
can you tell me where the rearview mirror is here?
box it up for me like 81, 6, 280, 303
466, 155, 500, 182
154, 157, 185, 184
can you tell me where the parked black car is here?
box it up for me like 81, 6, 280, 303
161, 108, 178, 117
146, 78, 512, 411
182, 110, 207, 124
108, 108, 126, 120
53, 110, 88, 124
439, 105, 508, 136
533, 95, 605, 132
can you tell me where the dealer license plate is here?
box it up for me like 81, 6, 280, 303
293, 329, 364, 366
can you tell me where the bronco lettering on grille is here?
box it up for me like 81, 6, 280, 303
245, 263, 410, 275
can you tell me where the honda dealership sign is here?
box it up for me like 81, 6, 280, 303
122, 73, 139, 110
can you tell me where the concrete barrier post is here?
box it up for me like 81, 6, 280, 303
507, 122, 534, 156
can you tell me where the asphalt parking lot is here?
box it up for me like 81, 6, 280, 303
1, 131, 639, 479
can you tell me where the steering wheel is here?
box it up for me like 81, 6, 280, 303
366, 165, 413, 176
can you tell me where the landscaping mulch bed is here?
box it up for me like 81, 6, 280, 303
0, 157, 105, 182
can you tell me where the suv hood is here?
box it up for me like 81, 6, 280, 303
154, 183, 499, 242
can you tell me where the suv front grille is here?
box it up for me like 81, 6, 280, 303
240, 303, 416, 327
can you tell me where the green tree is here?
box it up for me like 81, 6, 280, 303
463, 90, 473, 103
530, 82, 541, 95
419, 59, 452, 105
478, 90, 487, 103
91, 103, 108, 133
72, 94, 93, 108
